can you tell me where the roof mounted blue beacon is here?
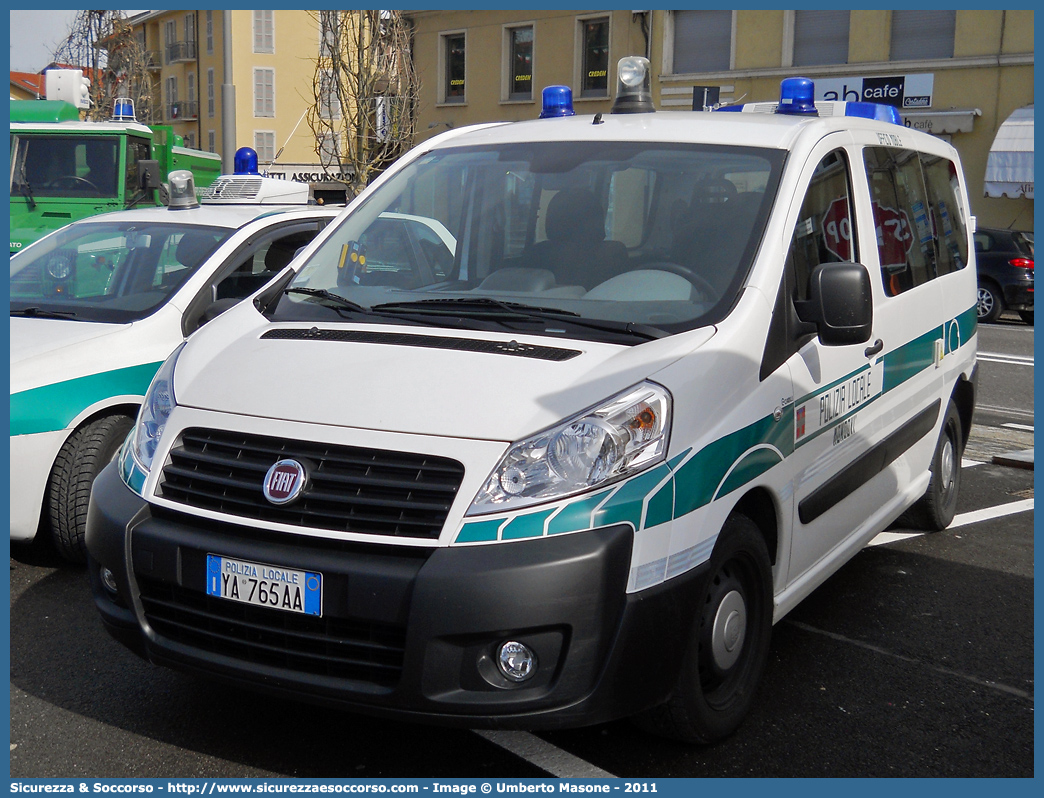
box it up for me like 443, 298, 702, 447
234, 146, 260, 176
540, 85, 575, 119
845, 101, 904, 126
777, 77, 818, 116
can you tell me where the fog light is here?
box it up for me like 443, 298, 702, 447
100, 567, 118, 594
496, 640, 537, 682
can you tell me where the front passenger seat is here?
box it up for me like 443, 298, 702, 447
526, 189, 629, 289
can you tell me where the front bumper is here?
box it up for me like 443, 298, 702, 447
86, 461, 707, 729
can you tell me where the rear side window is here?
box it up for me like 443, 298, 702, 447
863, 147, 968, 296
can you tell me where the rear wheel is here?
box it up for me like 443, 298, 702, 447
47, 414, 135, 564
634, 514, 773, 743
976, 282, 1003, 323
1019, 310, 1033, 325
902, 400, 963, 532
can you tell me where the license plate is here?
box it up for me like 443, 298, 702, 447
206, 554, 322, 616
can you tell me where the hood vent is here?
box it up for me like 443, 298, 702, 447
261, 328, 582, 362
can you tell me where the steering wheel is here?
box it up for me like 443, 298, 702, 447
45, 175, 101, 193
642, 261, 719, 302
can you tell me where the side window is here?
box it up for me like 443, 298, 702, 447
863, 147, 934, 296
214, 229, 318, 301
786, 149, 855, 302
920, 153, 968, 276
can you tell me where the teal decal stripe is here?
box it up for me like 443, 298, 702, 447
501, 508, 557, 540
883, 326, 939, 393
546, 489, 613, 535
11, 361, 162, 436
716, 447, 784, 500
794, 362, 873, 407
673, 410, 792, 519
646, 479, 675, 529
955, 305, 977, 348
457, 518, 504, 543
594, 463, 672, 531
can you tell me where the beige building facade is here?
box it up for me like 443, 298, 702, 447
129, 9, 345, 186
407, 9, 1034, 230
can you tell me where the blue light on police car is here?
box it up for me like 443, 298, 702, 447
234, 146, 260, 175
539, 85, 575, 119
777, 77, 818, 116
845, 101, 904, 126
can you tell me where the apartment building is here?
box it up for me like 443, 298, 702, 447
128, 9, 347, 191
406, 9, 1034, 230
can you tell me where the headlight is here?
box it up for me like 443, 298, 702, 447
468, 382, 671, 515
129, 343, 184, 475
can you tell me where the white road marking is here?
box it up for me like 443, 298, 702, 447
868, 497, 1034, 546
473, 730, 617, 778
1002, 423, 1035, 432
978, 352, 1034, 366
962, 458, 983, 468
784, 620, 1033, 700
975, 403, 1035, 421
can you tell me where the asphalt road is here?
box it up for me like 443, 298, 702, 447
9, 319, 1034, 779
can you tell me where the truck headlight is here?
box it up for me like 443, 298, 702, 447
468, 382, 671, 515
128, 343, 184, 477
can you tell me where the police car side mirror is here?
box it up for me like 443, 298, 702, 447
795, 262, 873, 346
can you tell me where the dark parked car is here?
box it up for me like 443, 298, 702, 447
974, 227, 1034, 324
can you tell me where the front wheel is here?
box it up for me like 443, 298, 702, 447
47, 414, 135, 564
634, 514, 773, 743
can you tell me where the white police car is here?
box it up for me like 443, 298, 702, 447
85, 59, 978, 743
10, 154, 344, 562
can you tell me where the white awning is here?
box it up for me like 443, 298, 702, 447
984, 105, 1033, 199
901, 108, 980, 135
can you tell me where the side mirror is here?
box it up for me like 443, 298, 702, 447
138, 160, 161, 190
795, 262, 873, 346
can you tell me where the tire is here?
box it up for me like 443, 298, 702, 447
634, 514, 773, 744
47, 415, 135, 564
1019, 310, 1033, 326
976, 282, 1003, 324
902, 400, 963, 532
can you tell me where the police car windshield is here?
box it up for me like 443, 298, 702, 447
281, 141, 784, 339
9, 221, 231, 324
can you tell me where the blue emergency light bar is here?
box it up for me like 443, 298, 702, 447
540, 85, 575, 119
717, 77, 904, 126
234, 146, 260, 175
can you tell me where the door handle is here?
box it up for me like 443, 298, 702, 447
864, 338, 884, 358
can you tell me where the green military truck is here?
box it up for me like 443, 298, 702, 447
10, 99, 222, 254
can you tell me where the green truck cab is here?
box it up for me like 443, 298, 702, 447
10, 99, 222, 254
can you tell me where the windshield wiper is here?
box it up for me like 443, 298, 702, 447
283, 287, 369, 313
373, 297, 581, 318
372, 297, 668, 341
11, 306, 77, 319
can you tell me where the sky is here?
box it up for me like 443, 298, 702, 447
9, 10, 147, 73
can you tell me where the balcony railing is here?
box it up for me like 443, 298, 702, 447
144, 50, 162, 70
168, 101, 198, 121
166, 40, 197, 63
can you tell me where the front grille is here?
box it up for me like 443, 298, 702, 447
157, 428, 465, 539
138, 578, 405, 687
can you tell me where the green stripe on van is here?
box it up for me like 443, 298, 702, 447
10, 361, 161, 436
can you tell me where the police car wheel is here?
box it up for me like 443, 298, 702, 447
635, 514, 772, 744
976, 282, 1003, 324
47, 414, 135, 564
903, 400, 963, 532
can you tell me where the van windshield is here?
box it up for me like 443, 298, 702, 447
277, 141, 784, 342
11, 135, 120, 198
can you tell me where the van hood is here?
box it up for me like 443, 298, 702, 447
175, 317, 715, 442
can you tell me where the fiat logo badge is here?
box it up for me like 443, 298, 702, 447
263, 459, 308, 505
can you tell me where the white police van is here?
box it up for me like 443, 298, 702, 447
11, 153, 343, 562
85, 58, 977, 743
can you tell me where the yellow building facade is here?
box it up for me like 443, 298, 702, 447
407, 9, 1034, 230
129, 9, 346, 187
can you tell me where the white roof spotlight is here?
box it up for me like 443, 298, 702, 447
611, 56, 654, 114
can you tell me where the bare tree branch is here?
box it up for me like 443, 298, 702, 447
307, 10, 420, 198
53, 11, 154, 123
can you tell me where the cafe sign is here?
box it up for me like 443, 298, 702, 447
816, 74, 934, 109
